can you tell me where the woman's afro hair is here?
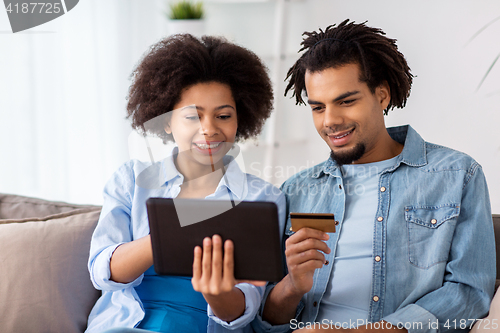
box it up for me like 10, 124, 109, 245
127, 34, 274, 142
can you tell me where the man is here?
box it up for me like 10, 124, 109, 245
252, 20, 495, 333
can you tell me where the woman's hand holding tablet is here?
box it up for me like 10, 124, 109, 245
191, 234, 265, 322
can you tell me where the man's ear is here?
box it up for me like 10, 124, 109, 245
377, 81, 391, 110
165, 123, 172, 135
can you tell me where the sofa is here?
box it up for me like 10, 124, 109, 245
0, 193, 101, 333
0, 193, 498, 333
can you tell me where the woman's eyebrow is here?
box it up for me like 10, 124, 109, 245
214, 105, 236, 111
178, 105, 204, 112
178, 105, 235, 112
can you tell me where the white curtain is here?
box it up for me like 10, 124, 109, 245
0, 0, 168, 204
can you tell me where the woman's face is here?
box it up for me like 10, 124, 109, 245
166, 81, 238, 170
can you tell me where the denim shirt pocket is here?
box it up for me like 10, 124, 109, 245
405, 204, 460, 269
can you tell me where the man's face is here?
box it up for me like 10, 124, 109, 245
305, 63, 391, 165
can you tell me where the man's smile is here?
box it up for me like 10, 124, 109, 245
327, 128, 355, 147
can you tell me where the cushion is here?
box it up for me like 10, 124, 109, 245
488, 286, 500, 318
493, 215, 500, 289
0, 207, 102, 333
0, 193, 99, 220
470, 286, 500, 332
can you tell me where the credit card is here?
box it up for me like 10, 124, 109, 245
290, 212, 336, 233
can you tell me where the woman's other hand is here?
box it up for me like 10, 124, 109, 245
192, 235, 236, 295
191, 234, 265, 322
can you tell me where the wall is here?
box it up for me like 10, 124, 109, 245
1, 0, 499, 212
204, 0, 500, 212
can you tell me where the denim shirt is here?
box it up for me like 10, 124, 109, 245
253, 125, 495, 333
86, 149, 286, 333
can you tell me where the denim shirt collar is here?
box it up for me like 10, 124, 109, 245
160, 146, 246, 199
387, 125, 427, 167
313, 125, 427, 179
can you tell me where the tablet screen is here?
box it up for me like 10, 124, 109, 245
146, 198, 284, 282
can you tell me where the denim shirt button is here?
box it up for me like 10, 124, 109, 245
377, 216, 384, 222
335, 220, 339, 226
325, 260, 330, 265
313, 301, 318, 307
380, 186, 386, 192
375, 256, 381, 262
373, 296, 380, 302
431, 218, 437, 224
339, 184, 342, 190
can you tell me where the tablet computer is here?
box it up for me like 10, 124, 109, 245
146, 198, 284, 282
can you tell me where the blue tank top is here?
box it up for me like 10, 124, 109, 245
135, 266, 208, 333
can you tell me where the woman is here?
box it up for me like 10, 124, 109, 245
85, 34, 285, 333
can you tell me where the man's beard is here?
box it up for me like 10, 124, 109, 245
330, 143, 366, 166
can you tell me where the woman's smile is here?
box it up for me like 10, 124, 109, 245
192, 141, 225, 155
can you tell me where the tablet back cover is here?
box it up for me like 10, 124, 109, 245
146, 198, 284, 282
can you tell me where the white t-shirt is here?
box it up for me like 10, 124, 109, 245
316, 156, 398, 326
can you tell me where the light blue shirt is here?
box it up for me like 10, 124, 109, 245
317, 156, 399, 325
86, 148, 286, 333
253, 125, 495, 333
